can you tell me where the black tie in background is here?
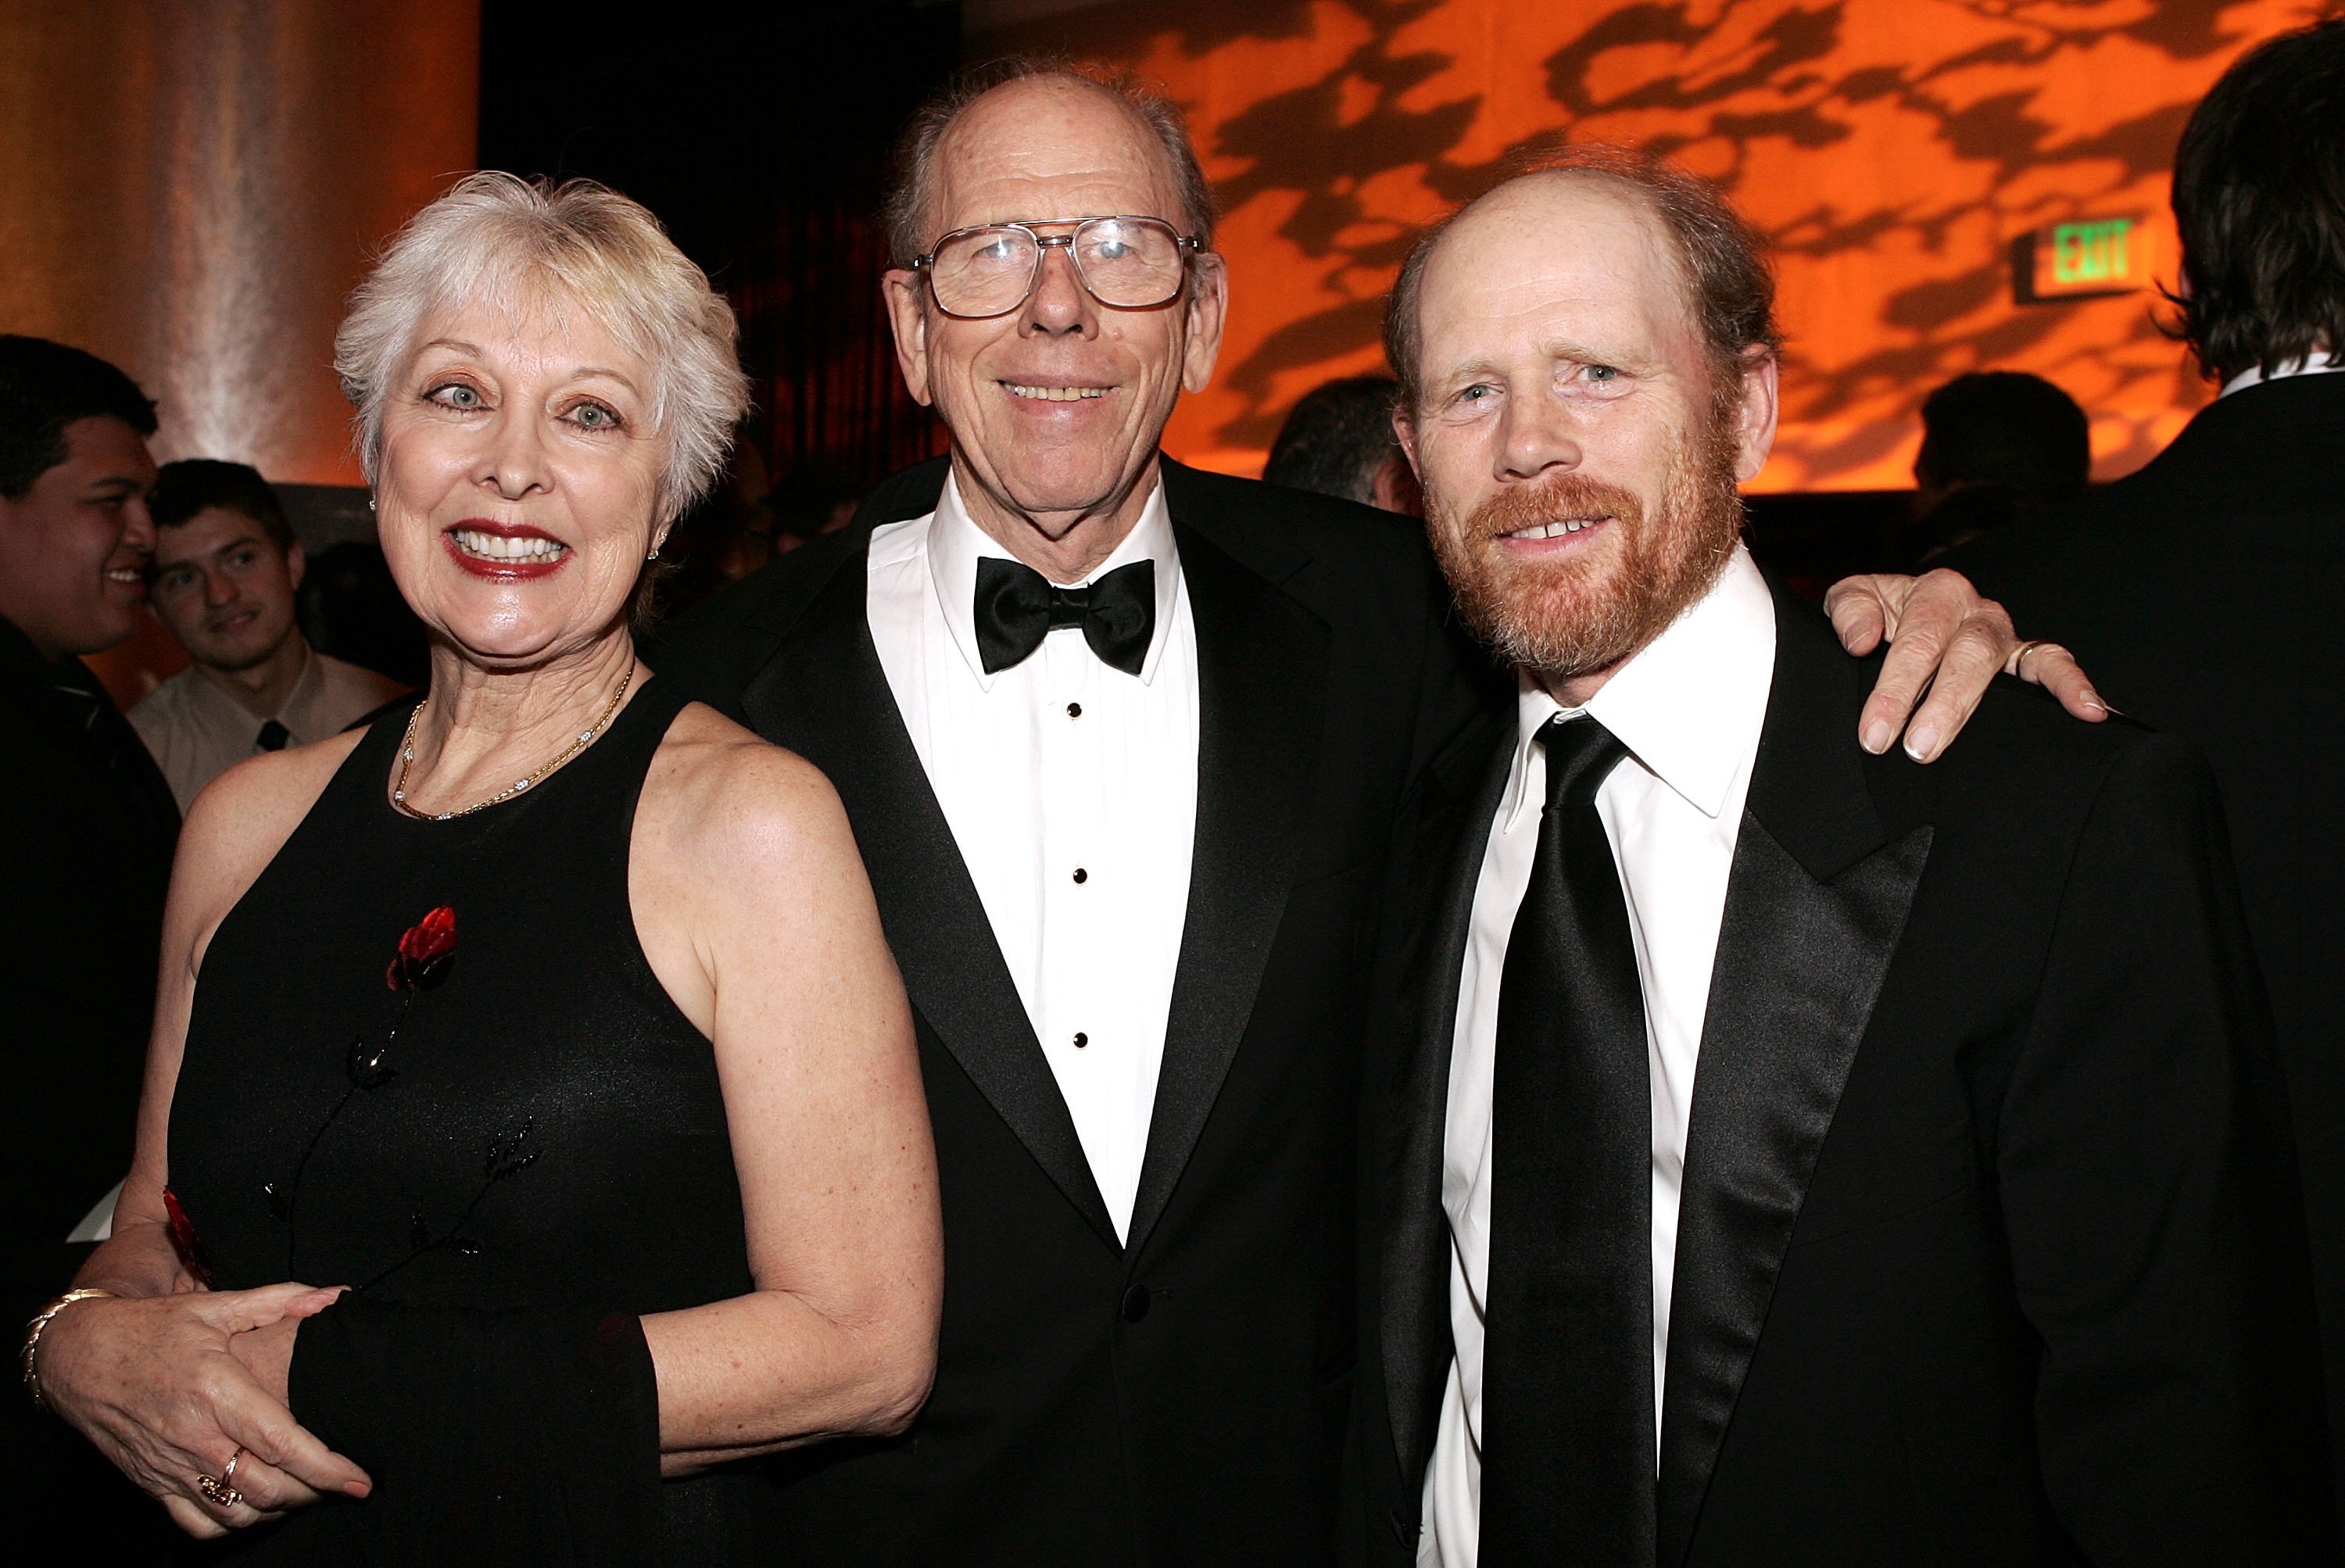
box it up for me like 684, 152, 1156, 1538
1480, 714, 1654, 1567
256, 718, 292, 752
974, 556, 1155, 676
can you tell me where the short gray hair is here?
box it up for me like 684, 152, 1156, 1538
1386, 144, 1781, 421
334, 172, 750, 521
882, 57, 1217, 268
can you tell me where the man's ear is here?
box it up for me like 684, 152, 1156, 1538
1731, 351, 1781, 485
1180, 251, 1230, 396
1393, 402, 1423, 477
1370, 453, 1422, 517
881, 270, 936, 409
284, 539, 306, 592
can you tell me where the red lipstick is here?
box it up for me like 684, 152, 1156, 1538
442, 519, 571, 582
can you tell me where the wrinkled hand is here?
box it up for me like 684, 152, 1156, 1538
1826, 567, 2107, 762
38, 1282, 371, 1538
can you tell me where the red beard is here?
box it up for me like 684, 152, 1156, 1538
1425, 421, 1744, 682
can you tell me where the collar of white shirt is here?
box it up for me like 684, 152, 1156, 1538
1497, 542, 1778, 836
184, 639, 316, 736
924, 467, 1183, 692
2221, 349, 2344, 399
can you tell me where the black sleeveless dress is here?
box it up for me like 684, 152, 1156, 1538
168, 678, 773, 1563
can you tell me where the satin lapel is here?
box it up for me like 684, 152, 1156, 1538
1654, 587, 1931, 1566
739, 541, 1119, 1248
1124, 521, 1331, 1255
1382, 718, 1513, 1490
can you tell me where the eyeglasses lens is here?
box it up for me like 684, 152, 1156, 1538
929, 219, 1185, 316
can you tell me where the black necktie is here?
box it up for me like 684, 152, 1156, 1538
973, 557, 1155, 676
256, 719, 292, 752
1480, 714, 1654, 1567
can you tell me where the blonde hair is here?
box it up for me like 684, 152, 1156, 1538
334, 173, 750, 521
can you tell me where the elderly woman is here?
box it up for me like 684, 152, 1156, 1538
23, 174, 940, 1560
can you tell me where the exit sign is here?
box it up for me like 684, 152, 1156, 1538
2017, 216, 2157, 302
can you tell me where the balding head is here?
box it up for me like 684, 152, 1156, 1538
877, 59, 1230, 585
884, 60, 1215, 267
1387, 147, 1778, 424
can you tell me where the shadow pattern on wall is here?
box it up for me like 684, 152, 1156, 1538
985, 0, 2339, 488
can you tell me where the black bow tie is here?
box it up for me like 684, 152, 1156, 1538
973, 557, 1156, 676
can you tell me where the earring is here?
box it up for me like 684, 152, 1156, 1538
646, 544, 661, 560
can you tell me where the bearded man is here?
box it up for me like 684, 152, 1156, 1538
1353, 150, 2333, 1566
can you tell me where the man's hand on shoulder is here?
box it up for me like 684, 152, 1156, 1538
1828, 567, 2110, 763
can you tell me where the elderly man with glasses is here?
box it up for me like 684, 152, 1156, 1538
657, 59, 2099, 1566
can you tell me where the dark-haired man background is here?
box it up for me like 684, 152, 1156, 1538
1357, 144, 2327, 1566
1951, 16, 2345, 1517
661, 61, 2098, 1565
1899, 369, 2090, 564
1264, 372, 1421, 514
131, 458, 404, 811
0, 335, 177, 1541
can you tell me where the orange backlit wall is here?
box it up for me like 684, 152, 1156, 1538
980, 0, 2342, 490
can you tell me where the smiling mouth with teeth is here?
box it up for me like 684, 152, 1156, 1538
452, 528, 568, 562
1502, 517, 1610, 541
1003, 382, 1109, 402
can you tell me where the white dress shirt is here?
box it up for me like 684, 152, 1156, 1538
868, 471, 1199, 1241
130, 643, 405, 812
1420, 545, 1778, 1567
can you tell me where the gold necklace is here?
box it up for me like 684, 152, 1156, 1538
390, 660, 635, 822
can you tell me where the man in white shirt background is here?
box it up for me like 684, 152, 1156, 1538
130, 459, 404, 810
1356, 144, 2329, 1566
658, 58, 2097, 1566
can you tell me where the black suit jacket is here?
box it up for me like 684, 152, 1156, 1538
655, 456, 1494, 1564
1949, 372, 2345, 1519
0, 616, 177, 1316
1353, 582, 2329, 1565
0, 615, 177, 1533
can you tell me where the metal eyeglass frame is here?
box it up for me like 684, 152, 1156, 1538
911, 215, 1205, 320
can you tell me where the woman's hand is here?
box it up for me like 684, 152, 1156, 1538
1826, 567, 2108, 762
57, 697, 380, 1538
227, 1313, 302, 1404
38, 1281, 373, 1538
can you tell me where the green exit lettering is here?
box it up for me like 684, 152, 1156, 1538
2052, 219, 2133, 286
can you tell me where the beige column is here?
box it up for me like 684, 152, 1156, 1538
0, 2, 480, 485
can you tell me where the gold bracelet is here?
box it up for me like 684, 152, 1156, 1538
20, 1288, 119, 1413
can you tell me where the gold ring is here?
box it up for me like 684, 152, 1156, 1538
195, 1467, 244, 1511
2006, 639, 2057, 678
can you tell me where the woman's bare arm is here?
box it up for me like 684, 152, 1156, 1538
77, 742, 335, 1296
41, 736, 375, 1535
630, 702, 941, 1473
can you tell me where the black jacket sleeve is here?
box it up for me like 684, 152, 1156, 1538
1998, 731, 2332, 1559
288, 1297, 664, 1563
